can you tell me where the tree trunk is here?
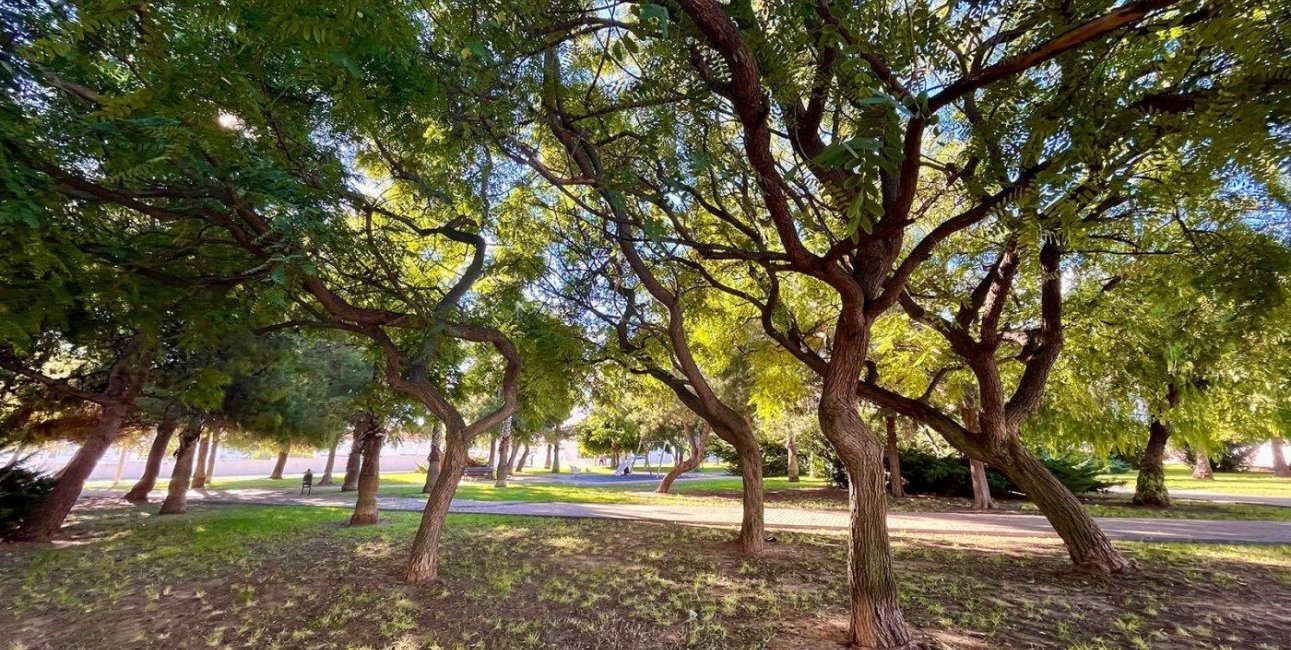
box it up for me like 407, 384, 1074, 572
495, 417, 513, 488
1192, 452, 1214, 480
191, 428, 211, 489
349, 426, 384, 526
786, 431, 800, 483
269, 443, 289, 480
341, 428, 362, 491
405, 428, 469, 583
1272, 438, 1290, 478
884, 416, 904, 498
1134, 420, 1172, 507
111, 444, 128, 488
514, 442, 529, 472
551, 437, 561, 473
318, 434, 341, 486
423, 424, 443, 493
657, 424, 709, 494
125, 406, 180, 502
205, 429, 219, 485
969, 459, 995, 510
487, 434, 498, 479
11, 403, 129, 541
819, 366, 910, 648
991, 441, 1129, 573
543, 442, 552, 469
159, 417, 204, 515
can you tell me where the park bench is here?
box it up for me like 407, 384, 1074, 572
463, 466, 491, 479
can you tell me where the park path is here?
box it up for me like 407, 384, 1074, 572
82, 488, 1291, 545
1105, 485, 1291, 508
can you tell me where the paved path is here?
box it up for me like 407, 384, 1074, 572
1106, 485, 1291, 508
84, 488, 1291, 545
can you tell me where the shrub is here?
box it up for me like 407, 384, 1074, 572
0, 455, 56, 537
1183, 442, 1258, 472
711, 438, 789, 477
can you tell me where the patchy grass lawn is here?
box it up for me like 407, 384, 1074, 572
1104, 466, 1291, 498
2, 502, 1288, 650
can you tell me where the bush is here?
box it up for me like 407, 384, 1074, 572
840, 449, 1119, 498
0, 456, 56, 537
1183, 442, 1258, 472
711, 438, 789, 477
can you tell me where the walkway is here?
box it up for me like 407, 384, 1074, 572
1106, 485, 1291, 508
83, 488, 1291, 545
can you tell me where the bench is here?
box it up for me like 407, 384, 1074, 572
463, 466, 491, 479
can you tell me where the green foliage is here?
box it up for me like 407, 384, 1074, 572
0, 453, 55, 537
710, 437, 789, 477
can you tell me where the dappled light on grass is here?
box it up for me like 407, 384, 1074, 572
3, 503, 1289, 649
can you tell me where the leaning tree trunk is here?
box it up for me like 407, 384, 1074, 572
1134, 419, 1172, 507
318, 434, 341, 486
111, 444, 128, 488
786, 431, 800, 483
969, 459, 995, 510
884, 416, 904, 498
191, 428, 211, 489
543, 443, 552, 469
1272, 438, 1291, 478
349, 426, 385, 526
125, 407, 180, 502
405, 429, 469, 583
1192, 452, 1214, 480
991, 440, 1129, 573
205, 429, 219, 485
422, 424, 443, 494
494, 417, 513, 488
657, 424, 709, 494
11, 403, 129, 542
819, 368, 911, 648
341, 429, 363, 491
159, 417, 204, 515
269, 442, 289, 480
514, 442, 529, 473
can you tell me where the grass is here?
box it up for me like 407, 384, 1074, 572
3, 502, 1289, 649
1104, 466, 1291, 498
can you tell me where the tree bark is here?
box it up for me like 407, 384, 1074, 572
543, 442, 552, 469
423, 423, 443, 493
786, 430, 800, 483
159, 417, 204, 515
268, 443, 289, 480
111, 443, 128, 488
349, 424, 385, 526
318, 434, 341, 486
969, 459, 995, 510
341, 427, 362, 491
191, 428, 211, 489
11, 403, 129, 541
820, 375, 909, 648
494, 416, 513, 488
125, 405, 180, 502
205, 429, 219, 484
1272, 438, 1290, 478
405, 428, 469, 583
990, 441, 1129, 573
1192, 452, 1214, 480
1134, 422, 1172, 507
657, 424, 709, 494
884, 416, 904, 498
514, 442, 529, 472
551, 436, 561, 473
487, 434, 498, 479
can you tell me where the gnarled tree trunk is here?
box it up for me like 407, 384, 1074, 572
318, 434, 341, 486
269, 442, 289, 480
423, 423, 443, 493
494, 416, 513, 488
969, 459, 995, 510
657, 424, 709, 494
884, 415, 904, 498
159, 417, 204, 515
1192, 452, 1214, 480
191, 428, 211, 489
405, 428, 469, 583
125, 405, 180, 502
990, 440, 1129, 573
349, 422, 385, 526
12, 403, 130, 541
205, 429, 219, 485
550, 437, 561, 473
341, 427, 362, 491
1272, 438, 1290, 478
1135, 384, 1176, 506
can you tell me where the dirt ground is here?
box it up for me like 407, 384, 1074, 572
1, 500, 1288, 649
